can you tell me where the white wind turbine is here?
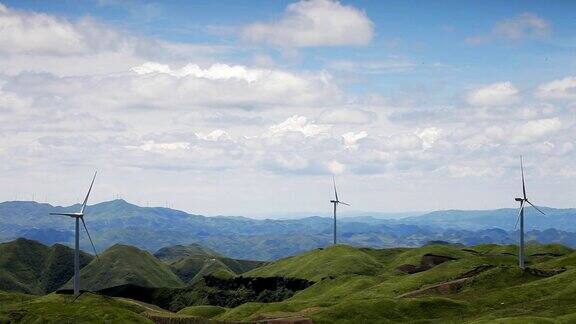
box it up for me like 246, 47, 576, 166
50, 172, 99, 295
330, 176, 350, 245
514, 157, 545, 269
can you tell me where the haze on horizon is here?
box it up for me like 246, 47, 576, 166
0, 0, 575, 216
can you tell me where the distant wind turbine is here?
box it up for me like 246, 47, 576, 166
514, 156, 545, 269
50, 172, 99, 295
330, 176, 349, 245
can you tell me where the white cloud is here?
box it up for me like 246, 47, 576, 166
466, 82, 519, 106
128, 140, 190, 152
132, 62, 263, 83
342, 131, 367, 148
536, 76, 576, 100
416, 127, 442, 150
195, 129, 231, 142
511, 117, 562, 144
266, 115, 330, 137
242, 0, 373, 47
0, 4, 87, 55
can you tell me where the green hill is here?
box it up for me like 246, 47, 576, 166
155, 243, 266, 284
154, 243, 222, 263
245, 244, 408, 281
65, 244, 184, 291
0, 238, 93, 294
214, 243, 576, 323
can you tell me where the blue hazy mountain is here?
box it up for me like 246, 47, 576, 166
1, 200, 575, 260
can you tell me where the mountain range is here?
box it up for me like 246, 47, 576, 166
1, 200, 576, 260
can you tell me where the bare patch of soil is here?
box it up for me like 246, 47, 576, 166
396, 254, 459, 274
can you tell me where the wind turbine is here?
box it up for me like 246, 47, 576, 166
50, 172, 99, 295
514, 156, 545, 269
330, 176, 349, 245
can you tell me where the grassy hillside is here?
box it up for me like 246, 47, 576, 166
154, 243, 222, 263
245, 244, 408, 281
66, 244, 184, 291
0, 238, 93, 294
0, 291, 154, 323
157, 243, 266, 284
214, 244, 576, 323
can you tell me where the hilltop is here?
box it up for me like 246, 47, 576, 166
63, 244, 184, 291
0, 238, 93, 294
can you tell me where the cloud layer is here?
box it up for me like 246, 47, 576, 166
0, 3, 575, 214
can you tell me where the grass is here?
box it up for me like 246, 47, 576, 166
216, 243, 576, 323
0, 291, 153, 323
0, 238, 92, 294
65, 244, 184, 291
2, 242, 575, 323
177, 305, 227, 318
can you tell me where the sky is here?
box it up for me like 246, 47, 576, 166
0, 0, 575, 216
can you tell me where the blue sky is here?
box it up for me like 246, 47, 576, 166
0, 0, 575, 215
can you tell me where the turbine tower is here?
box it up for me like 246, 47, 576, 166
514, 156, 545, 269
50, 172, 99, 295
330, 176, 349, 245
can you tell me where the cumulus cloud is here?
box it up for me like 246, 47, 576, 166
466, 82, 519, 106
536, 76, 576, 100
266, 115, 330, 137
241, 0, 373, 47
416, 127, 442, 150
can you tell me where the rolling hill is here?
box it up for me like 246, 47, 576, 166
0, 238, 93, 294
155, 243, 266, 284
215, 243, 576, 323
2, 240, 576, 322
62, 244, 184, 291
154, 243, 222, 263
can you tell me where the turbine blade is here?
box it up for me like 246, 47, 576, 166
50, 212, 78, 217
520, 156, 527, 200
339, 202, 350, 206
526, 200, 546, 215
514, 201, 524, 230
80, 217, 99, 259
80, 171, 97, 214
333, 175, 339, 202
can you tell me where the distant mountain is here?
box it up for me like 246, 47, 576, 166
1, 200, 576, 260
63, 244, 184, 291
0, 238, 92, 294
400, 207, 576, 231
